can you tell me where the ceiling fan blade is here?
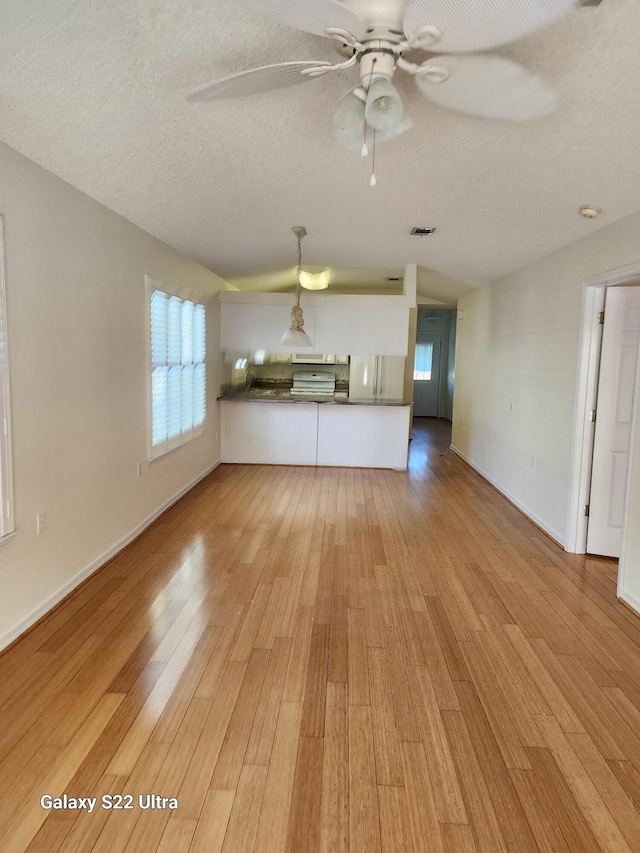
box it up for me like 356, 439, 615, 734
415, 55, 557, 120
404, 0, 577, 52
188, 61, 331, 101
249, 0, 367, 40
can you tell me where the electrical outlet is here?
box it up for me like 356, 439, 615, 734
215, 431, 220, 439
137, 461, 143, 477
36, 512, 47, 534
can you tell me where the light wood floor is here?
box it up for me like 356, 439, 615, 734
2, 418, 640, 852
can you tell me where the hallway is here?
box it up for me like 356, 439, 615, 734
1, 418, 639, 851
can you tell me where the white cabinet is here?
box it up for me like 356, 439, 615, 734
220, 302, 408, 356
313, 307, 409, 355
317, 405, 411, 470
221, 401, 318, 465
221, 401, 411, 470
220, 303, 315, 354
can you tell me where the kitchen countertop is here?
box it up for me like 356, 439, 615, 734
219, 392, 411, 407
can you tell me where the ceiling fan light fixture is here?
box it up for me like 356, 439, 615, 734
378, 112, 413, 141
332, 87, 366, 139
364, 76, 403, 132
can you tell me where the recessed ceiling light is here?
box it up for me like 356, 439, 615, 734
579, 206, 601, 219
410, 227, 437, 236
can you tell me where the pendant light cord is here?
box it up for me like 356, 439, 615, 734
294, 231, 303, 308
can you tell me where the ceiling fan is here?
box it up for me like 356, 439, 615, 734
188, 0, 580, 145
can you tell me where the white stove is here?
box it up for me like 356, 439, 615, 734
290, 371, 336, 396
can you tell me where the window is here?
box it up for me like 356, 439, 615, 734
149, 285, 206, 459
0, 217, 14, 538
413, 341, 433, 381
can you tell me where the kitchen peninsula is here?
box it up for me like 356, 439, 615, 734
220, 398, 411, 470
217, 266, 417, 470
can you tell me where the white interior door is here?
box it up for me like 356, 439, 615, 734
413, 333, 442, 417
587, 285, 640, 557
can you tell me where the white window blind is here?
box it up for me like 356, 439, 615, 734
0, 217, 14, 538
150, 288, 206, 459
413, 342, 433, 381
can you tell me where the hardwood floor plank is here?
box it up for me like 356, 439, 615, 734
210, 648, 270, 790
254, 702, 303, 853
566, 730, 640, 849
523, 747, 602, 853
282, 605, 314, 704
245, 636, 292, 766
535, 713, 634, 852
399, 740, 446, 853
377, 785, 413, 853
176, 660, 248, 819
508, 767, 572, 852
220, 764, 268, 853
407, 665, 467, 824
2, 694, 124, 853
301, 622, 330, 738
383, 625, 423, 743
368, 647, 404, 787
319, 682, 349, 853
347, 607, 370, 706
458, 640, 532, 770
441, 822, 478, 853
328, 594, 348, 684
349, 704, 382, 853
502, 624, 586, 734
453, 678, 538, 850
285, 735, 324, 853
187, 789, 235, 853
440, 709, 509, 852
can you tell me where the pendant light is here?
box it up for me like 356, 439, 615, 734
280, 226, 313, 347
299, 267, 330, 290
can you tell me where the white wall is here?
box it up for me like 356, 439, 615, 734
0, 142, 225, 649
452, 209, 640, 546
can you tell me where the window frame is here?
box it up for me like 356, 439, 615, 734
0, 216, 15, 539
146, 275, 207, 462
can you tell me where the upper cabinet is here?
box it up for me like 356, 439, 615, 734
219, 265, 416, 356
313, 306, 409, 355
220, 301, 409, 355
220, 303, 311, 354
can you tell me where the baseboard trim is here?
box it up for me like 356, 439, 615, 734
449, 445, 565, 548
0, 460, 221, 653
618, 589, 640, 620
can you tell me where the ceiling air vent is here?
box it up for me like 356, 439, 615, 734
411, 227, 437, 236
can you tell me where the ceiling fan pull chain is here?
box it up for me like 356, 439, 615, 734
369, 130, 377, 187
361, 125, 368, 158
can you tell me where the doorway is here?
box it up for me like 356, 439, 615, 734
567, 263, 640, 563
586, 285, 640, 557
411, 307, 457, 419
413, 333, 442, 417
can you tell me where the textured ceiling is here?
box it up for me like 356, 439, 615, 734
1, 0, 639, 300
